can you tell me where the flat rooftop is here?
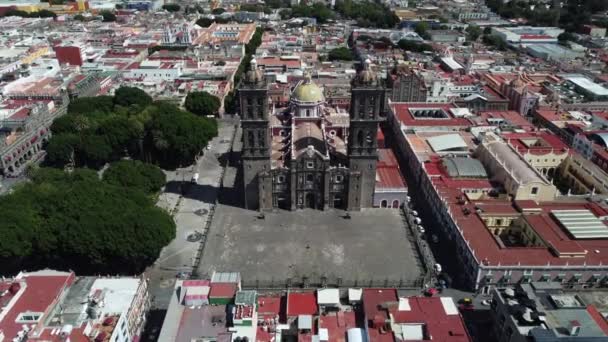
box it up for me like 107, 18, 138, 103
197, 205, 424, 287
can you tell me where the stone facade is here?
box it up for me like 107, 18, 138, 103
241, 60, 384, 211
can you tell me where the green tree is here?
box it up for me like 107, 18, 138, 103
145, 103, 217, 168
114, 86, 153, 108
100, 10, 116, 22
415, 22, 430, 40
185, 91, 221, 117
162, 3, 180, 12
103, 160, 166, 194
482, 34, 507, 50
558, 31, 576, 42
334, 0, 398, 28
466, 25, 482, 41
223, 90, 238, 114
211, 7, 225, 14
0, 168, 175, 274
68, 96, 114, 115
328, 47, 354, 61
74, 14, 85, 21
78, 135, 112, 168
45, 134, 78, 167
196, 17, 214, 27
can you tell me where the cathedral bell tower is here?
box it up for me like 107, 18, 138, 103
347, 59, 385, 210
240, 59, 270, 210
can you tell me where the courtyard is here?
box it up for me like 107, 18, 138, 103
197, 204, 425, 288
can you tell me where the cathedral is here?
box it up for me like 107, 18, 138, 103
239, 59, 385, 211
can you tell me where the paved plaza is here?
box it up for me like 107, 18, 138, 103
197, 205, 424, 288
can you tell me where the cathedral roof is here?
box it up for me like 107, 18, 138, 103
292, 75, 325, 103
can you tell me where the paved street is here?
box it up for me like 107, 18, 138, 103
146, 121, 236, 310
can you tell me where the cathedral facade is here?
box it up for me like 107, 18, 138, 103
240, 60, 385, 211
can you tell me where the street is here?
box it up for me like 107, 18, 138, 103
145, 120, 237, 310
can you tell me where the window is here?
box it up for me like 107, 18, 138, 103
496, 219, 503, 226
306, 174, 314, 182
306, 161, 314, 169
335, 175, 343, 183
329, 130, 336, 136
277, 175, 286, 183
531, 187, 539, 195
16, 312, 43, 323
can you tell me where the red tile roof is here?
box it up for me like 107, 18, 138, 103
389, 297, 471, 342
0, 272, 75, 341
209, 283, 237, 299
391, 103, 472, 128
287, 292, 318, 317
318, 311, 357, 342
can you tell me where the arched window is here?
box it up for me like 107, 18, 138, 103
366, 131, 374, 146
381, 200, 388, 208
392, 200, 399, 208
357, 130, 364, 147
248, 131, 255, 147
258, 131, 265, 148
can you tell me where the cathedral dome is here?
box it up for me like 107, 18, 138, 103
292, 74, 324, 103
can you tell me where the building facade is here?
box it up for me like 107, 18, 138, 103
240, 60, 384, 211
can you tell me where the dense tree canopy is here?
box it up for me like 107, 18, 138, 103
0, 167, 175, 274
328, 47, 354, 61
185, 91, 221, 117
46, 88, 217, 170
482, 34, 507, 50
289, 3, 334, 23
100, 10, 116, 22
211, 7, 226, 15
397, 39, 433, 53
162, 3, 180, 12
145, 102, 217, 167
466, 25, 482, 41
335, 0, 399, 28
114, 86, 153, 108
486, 0, 608, 32
104, 160, 166, 195
3, 8, 57, 18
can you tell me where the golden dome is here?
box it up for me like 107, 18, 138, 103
292, 75, 324, 103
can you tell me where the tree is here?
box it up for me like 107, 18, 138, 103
415, 22, 430, 40
45, 134, 78, 167
334, 0, 398, 28
466, 25, 482, 42
100, 10, 116, 22
482, 34, 507, 50
103, 160, 166, 195
290, 3, 335, 24
558, 31, 576, 42
68, 96, 114, 115
196, 17, 214, 27
483, 26, 492, 35
185, 91, 221, 117
328, 47, 354, 61
78, 135, 112, 168
145, 103, 217, 168
74, 14, 85, 21
0, 168, 175, 274
223, 90, 238, 114
113, 86, 152, 108
398, 39, 433, 52
162, 3, 180, 12
211, 7, 225, 15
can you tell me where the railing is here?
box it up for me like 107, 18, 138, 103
241, 275, 423, 290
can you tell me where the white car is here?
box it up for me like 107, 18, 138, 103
433, 263, 442, 273
418, 225, 425, 234
481, 300, 492, 306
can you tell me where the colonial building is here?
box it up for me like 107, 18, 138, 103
240, 60, 384, 211
387, 64, 426, 103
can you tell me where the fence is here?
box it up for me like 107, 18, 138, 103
401, 206, 437, 287
241, 275, 424, 290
